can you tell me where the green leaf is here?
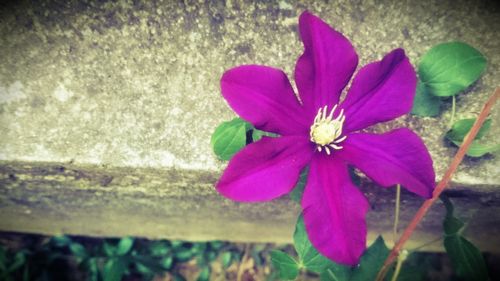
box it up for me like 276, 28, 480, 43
174, 247, 195, 262
411, 81, 442, 116
293, 215, 350, 275
209, 241, 224, 250
88, 258, 99, 281
289, 168, 308, 203
7, 252, 26, 272
418, 42, 487, 97
211, 118, 251, 160
251, 129, 278, 142
221, 252, 232, 269
197, 266, 211, 281
104, 242, 117, 257
446, 118, 499, 157
116, 237, 134, 256
350, 236, 390, 281
149, 241, 170, 257
69, 243, 87, 258
135, 262, 152, 275
102, 258, 127, 281
440, 195, 465, 235
445, 118, 492, 142
441, 195, 489, 280
444, 235, 489, 281
51, 235, 71, 247
456, 141, 500, 157
160, 256, 173, 270
269, 250, 299, 280
320, 266, 352, 281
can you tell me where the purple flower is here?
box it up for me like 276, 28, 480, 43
216, 11, 435, 265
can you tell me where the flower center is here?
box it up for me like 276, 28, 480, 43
309, 105, 347, 155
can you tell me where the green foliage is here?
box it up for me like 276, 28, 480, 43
0, 234, 241, 281
446, 118, 499, 157
269, 250, 299, 280
411, 81, 441, 117
418, 42, 486, 97
350, 236, 389, 281
252, 129, 278, 142
104, 237, 134, 257
102, 258, 126, 281
294, 216, 348, 274
411, 42, 487, 117
211, 118, 252, 160
445, 118, 492, 142
441, 195, 489, 281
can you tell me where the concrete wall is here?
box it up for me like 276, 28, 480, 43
0, 0, 499, 251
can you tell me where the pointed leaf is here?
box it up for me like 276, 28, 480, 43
103, 242, 117, 257
51, 235, 71, 247
197, 266, 210, 281
69, 243, 87, 258
148, 241, 170, 257
444, 235, 489, 281
411, 80, 442, 116
211, 118, 252, 160
221, 252, 232, 269
102, 258, 126, 281
445, 118, 492, 142
419, 42, 487, 97
440, 195, 465, 235
350, 236, 389, 281
270, 250, 299, 280
293, 215, 350, 275
116, 237, 134, 256
446, 118, 498, 157
460, 141, 500, 157
441, 195, 489, 280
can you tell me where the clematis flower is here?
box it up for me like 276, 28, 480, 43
216, 11, 435, 265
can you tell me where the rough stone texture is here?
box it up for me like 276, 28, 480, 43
0, 0, 499, 251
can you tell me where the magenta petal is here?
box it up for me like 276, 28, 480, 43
341, 49, 417, 132
216, 136, 314, 202
302, 155, 369, 265
339, 128, 435, 198
221, 65, 309, 136
295, 11, 358, 114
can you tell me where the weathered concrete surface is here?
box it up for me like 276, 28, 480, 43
0, 0, 499, 250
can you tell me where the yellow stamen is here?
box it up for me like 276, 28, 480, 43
310, 105, 347, 154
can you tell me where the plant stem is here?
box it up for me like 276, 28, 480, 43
375, 87, 500, 281
390, 250, 408, 281
237, 243, 251, 281
449, 95, 456, 128
410, 237, 442, 252
393, 184, 401, 244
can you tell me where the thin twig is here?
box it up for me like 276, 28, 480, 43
375, 87, 500, 281
449, 95, 456, 128
237, 243, 251, 281
393, 184, 401, 244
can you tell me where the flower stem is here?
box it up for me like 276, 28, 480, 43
375, 87, 500, 281
390, 250, 408, 281
449, 95, 456, 128
393, 184, 401, 244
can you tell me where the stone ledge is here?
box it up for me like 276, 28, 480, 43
1, 161, 499, 252
0, 0, 499, 252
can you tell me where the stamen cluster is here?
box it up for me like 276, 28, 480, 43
309, 105, 347, 155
